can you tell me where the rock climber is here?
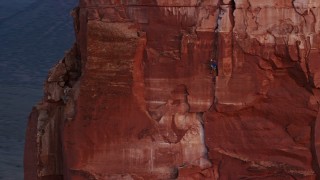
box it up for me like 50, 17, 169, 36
210, 59, 218, 76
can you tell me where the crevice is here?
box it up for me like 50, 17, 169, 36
211, 0, 236, 85
304, 36, 312, 85
230, 0, 236, 78
211, 0, 222, 60
213, 0, 236, 60
230, 0, 236, 28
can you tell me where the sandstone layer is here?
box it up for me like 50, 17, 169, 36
25, 0, 320, 179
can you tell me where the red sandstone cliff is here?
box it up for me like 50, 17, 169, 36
25, 0, 320, 179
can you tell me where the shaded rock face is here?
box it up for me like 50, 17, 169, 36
24, 0, 320, 179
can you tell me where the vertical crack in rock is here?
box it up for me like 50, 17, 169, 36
213, 0, 236, 111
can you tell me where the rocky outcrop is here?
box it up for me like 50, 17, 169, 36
206, 0, 320, 179
24, 45, 81, 180
25, 0, 320, 179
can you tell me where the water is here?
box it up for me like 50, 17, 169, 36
0, 0, 77, 179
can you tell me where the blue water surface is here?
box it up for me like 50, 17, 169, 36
0, 0, 77, 179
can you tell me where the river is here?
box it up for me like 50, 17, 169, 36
0, 0, 77, 179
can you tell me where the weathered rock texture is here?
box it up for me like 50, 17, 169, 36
25, 0, 320, 179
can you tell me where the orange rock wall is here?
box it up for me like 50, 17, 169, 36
25, 0, 320, 179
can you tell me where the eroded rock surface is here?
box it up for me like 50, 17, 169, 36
25, 0, 320, 179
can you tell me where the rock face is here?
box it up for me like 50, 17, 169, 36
24, 0, 320, 179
